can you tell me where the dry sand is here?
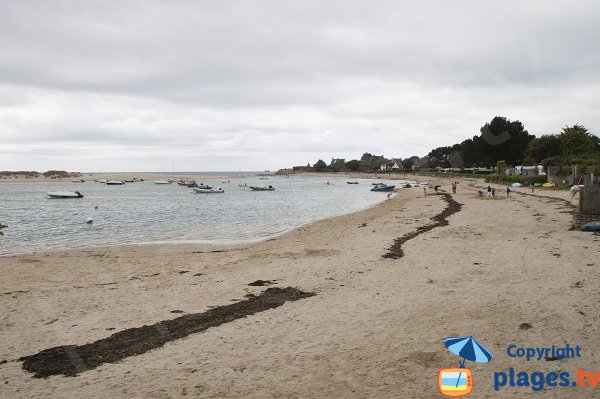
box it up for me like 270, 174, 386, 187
0, 178, 598, 398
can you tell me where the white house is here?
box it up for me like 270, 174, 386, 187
505, 165, 545, 176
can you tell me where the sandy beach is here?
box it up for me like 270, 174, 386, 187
0, 177, 598, 398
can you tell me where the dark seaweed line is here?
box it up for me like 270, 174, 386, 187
383, 194, 463, 259
20, 287, 315, 378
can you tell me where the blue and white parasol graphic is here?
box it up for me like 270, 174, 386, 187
444, 336, 493, 388
445, 336, 493, 367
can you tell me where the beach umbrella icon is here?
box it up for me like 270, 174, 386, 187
444, 336, 493, 390
445, 336, 493, 367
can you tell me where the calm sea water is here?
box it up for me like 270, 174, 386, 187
0, 175, 389, 255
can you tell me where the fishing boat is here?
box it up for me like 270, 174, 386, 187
193, 187, 224, 193
370, 183, 395, 192
154, 180, 171, 184
106, 180, 125, 185
47, 191, 84, 198
249, 185, 275, 191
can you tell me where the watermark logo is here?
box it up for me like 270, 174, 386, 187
438, 368, 473, 397
438, 336, 493, 397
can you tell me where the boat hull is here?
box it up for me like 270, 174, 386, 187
47, 191, 84, 198
193, 188, 224, 193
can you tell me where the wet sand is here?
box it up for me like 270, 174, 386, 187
0, 177, 598, 398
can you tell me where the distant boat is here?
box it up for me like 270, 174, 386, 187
347, 181, 359, 184
249, 185, 275, 191
193, 187, 224, 194
154, 180, 171, 185
96, 179, 108, 183
47, 191, 84, 198
179, 180, 198, 187
371, 184, 395, 192
106, 180, 125, 185
71, 179, 85, 183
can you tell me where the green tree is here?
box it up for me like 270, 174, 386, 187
345, 160, 361, 172
479, 116, 535, 166
559, 124, 598, 157
524, 134, 561, 163
329, 159, 347, 172
402, 156, 419, 170
313, 159, 327, 172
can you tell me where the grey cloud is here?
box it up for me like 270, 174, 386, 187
1, 0, 599, 171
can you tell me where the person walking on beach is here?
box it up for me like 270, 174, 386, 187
492, 187, 496, 199
486, 186, 492, 198
451, 181, 457, 194
506, 186, 511, 197
423, 187, 427, 197
531, 184, 535, 193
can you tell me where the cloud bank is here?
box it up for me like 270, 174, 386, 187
1, 0, 599, 171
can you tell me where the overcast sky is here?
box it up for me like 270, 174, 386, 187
1, 1, 599, 172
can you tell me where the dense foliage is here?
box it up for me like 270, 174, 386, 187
301, 117, 598, 174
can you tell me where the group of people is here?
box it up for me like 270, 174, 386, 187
422, 181, 459, 196
484, 185, 511, 199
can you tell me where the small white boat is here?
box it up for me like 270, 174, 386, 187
47, 191, 84, 198
249, 185, 275, 191
71, 179, 85, 183
154, 180, 171, 185
106, 180, 125, 185
193, 187, 224, 193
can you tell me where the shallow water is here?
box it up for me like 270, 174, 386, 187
0, 175, 389, 255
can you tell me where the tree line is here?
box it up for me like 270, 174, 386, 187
300, 116, 599, 173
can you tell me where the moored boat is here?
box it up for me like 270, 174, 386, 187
106, 180, 125, 185
47, 191, 84, 198
193, 187, 224, 193
370, 183, 395, 192
249, 185, 275, 191
154, 180, 171, 184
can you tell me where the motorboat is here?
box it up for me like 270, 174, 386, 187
154, 180, 171, 184
370, 183, 395, 192
47, 191, 84, 198
179, 180, 198, 187
71, 179, 85, 183
347, 181, 359, 184
193, 187, 224, 193
249, 185, 275, 191
106, 180, 125, 185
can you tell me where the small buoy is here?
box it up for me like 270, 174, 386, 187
86, 218, 94, 224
